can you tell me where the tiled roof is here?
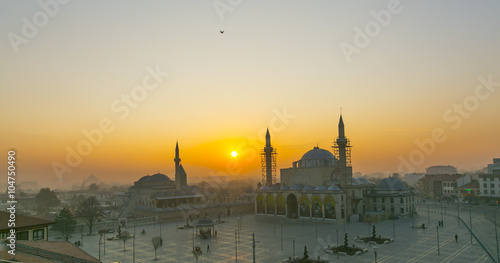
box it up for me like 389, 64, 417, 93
16, 241, 100, 263
0, 211, 55, 231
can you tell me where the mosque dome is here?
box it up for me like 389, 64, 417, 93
315, 185, 327, 191
327, 185, 340, 191
301, 147, 335, 160
375, 177, 407, 191
296, 147, 336, 168
137, 173, 172, 183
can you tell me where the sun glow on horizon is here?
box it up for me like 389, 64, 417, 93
231, 151, 238, 157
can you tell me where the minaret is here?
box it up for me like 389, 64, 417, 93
334, 114, 352, 187
174, 141, 181, 190
262, 129, 277, 187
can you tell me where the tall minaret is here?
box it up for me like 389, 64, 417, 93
334, 114, 352, 187
264, 129, 274, 187
174, 141, 181, 190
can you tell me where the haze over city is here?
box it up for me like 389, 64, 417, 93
1, 0, 499, 187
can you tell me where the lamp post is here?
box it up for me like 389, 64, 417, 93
494, 205, 500, 263
280, 222, 283, 250
99, 234, 101, 261
336, 227, 339, 259
470, 205, 473, 245
292, 236, 296, 259
133, 218, 136, 263
373, 246, 378, 263
235, 231, 238, 262
252, 233, 256, 263
436, 225, 440, 255
103, 232, 106, 255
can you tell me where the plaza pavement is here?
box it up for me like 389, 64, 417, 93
53, 208, 495, 263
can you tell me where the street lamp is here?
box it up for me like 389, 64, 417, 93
252, 233, 256, 263
235, 231, 238, 262
373, 246, 378, 263
436, 225, 440, 255
470, 205, 473, 244
292, 236, 296, 259
494, 205, 500, 263
280, 222, 283, 250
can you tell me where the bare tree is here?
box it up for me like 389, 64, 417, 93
77, 196, 102, 235
152, 236, 161, 260
121, 231, 132, 251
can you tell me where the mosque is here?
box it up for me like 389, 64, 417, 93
255, 115, 415, 223
120, 142, 254, 221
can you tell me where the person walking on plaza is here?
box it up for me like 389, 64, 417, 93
455, 234, 458, 242
207, 244, 210, 253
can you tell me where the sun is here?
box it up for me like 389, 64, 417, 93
231, 151, 238, 157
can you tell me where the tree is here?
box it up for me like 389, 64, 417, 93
152, 236, 161, 260
52, 208, 77, 239
121, 231, 132, 251
303, 246, 309, 259
372, 225, 376, 239
36, 188, 60, 213
88, 183, 99, 192
77, 196, 102, 235
344, 233, 349, 248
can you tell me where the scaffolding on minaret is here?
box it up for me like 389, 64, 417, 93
261, 148, 277, 187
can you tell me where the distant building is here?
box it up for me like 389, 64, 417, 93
458, 180, 480, 202
364, 177, 415, 221
0, 212, 54, 241
487, 158, 500, 174
404, 173, 424, 188
418, 174, 465, 199
479, 170, 500, 201
426, 165, 458, 175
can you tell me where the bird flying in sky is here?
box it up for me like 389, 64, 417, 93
220, 30, 224, 34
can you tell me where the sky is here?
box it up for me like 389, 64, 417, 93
1, 0, 499, 188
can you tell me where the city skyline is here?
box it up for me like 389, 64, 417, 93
1, 1, 499, 185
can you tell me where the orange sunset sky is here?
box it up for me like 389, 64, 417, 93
1, 1, 499, 188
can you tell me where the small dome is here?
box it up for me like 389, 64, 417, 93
315, 185, 327, 191
291, 184, 304, 190
327, 185, 340, 191
303, 185, 314, 191
280, 185, 289, 190
137, 173, 172, 183
260, 186, 270, 191
271, 184, 281, 190
375, 177, 407, 191
351, 178, 360, 185
357, 177, 371, 185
